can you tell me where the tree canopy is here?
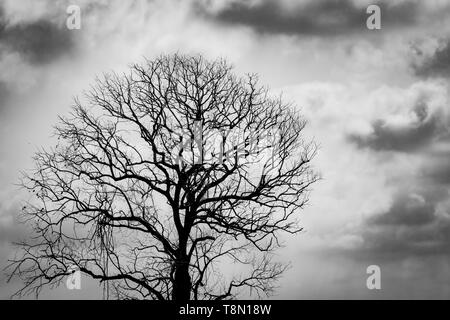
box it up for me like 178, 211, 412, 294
7, 54, 318, 300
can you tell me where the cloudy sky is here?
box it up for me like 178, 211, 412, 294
1, 0, 450, 299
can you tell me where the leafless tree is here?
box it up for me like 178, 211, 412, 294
7, 54, 318, 300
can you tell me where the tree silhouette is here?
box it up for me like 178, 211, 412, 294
7, 54, 318, 300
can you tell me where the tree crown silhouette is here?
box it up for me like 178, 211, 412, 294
8, 54, 318, 300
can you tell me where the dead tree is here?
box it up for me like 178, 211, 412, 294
7, 54, 318, 300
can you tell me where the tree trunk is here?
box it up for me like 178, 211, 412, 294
172, 259, 191, 301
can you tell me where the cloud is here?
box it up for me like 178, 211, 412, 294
0, 81, 10, 112
327, 164, 450, 264
357, 195, 450, 260
368, 193, 436, 227
348, 96, 450, 153
288, 76, 450, 298
422, 154, 450, 185
412, 39, 450, 79
341, 79, 450, 264
0, 18, 76, 65
195, 0, 424, 37
0, 1, 79, 65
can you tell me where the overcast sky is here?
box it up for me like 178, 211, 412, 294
1, 0, 450, 299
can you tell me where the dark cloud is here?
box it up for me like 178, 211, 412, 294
0, 13, 76, 65
349, 188, 450, 262
413, 40, 450, 78
195, 0, 421, 37
422, 156, 450, 185
348, 100, 449, 152
360, 216, 450, 260
368, 193, 435, 227
343, 130, 450, 262
344, 99, 450, 262
345, 103, 450, 265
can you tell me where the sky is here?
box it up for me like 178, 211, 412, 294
1, 0, 450, 299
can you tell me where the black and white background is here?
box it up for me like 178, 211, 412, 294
1, 0, 450, 301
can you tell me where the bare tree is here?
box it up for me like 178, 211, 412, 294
7, 54, 318, 300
